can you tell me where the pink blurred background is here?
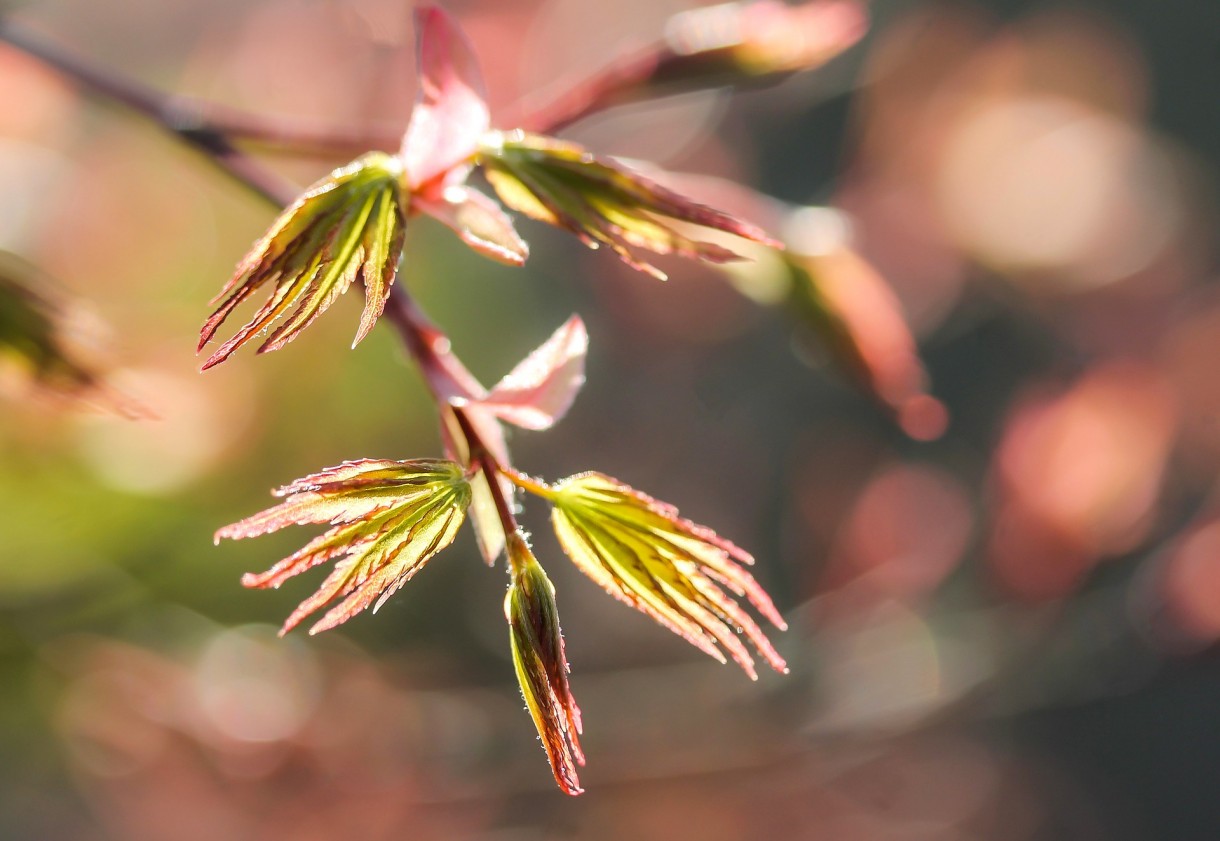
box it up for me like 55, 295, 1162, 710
0, 0, 1218, 838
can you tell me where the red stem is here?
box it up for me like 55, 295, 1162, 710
451, 406, 522, 551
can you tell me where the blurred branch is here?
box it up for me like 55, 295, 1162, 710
0, 19, 509, 496
0, 21, 300, 201
513, 0, 867, 133
0, 19, 397, 158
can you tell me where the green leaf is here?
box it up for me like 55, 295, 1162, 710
218, 458, 470, 634
550, 472, 787, 679
199, 152, 407, 370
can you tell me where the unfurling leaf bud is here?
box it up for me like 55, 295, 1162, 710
505, 532, 585, 795
199, 152, 407, 370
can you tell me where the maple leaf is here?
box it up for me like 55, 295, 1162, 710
475, 315, 587, 431
403, 8, 529, 266
439, 403, 511, 565
401, 6, 490, 192
414, 184, 528, 266
661, 1, 867, 83
198, 152, 406, 370
217, 458, 470, 635
437, 316, 587, 564
504, 533, 584, 795
548, 472, 787, 679
479, 130, 781, 280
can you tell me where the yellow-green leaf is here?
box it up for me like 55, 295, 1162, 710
199, 152, 407, 370
218, 458, 470, 634
550, 472, 787, 679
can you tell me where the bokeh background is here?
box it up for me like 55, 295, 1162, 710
1, 0, 1218, 838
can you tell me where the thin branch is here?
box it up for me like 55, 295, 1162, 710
451, 405, 524, 564
0, 18, 507, 492
0, 19, 399, 158
0, 21, 301, 203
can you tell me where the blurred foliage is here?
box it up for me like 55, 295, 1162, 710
0, 0, 1217, 838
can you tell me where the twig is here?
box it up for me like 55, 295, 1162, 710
0, 17, 511, 537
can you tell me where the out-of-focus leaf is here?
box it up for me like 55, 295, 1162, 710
218, 458, 470, 634
0, 253, 139, 416
199, 152, 406, 370
415, 185, 528, 266
479, 315, 587, 431
521, 1, 867, 132
550, 472, 787, 679
786, 245, 948, 440
504, 532, 584, 795
481, 130, 781, 280
400, 5, 490, 191
660, 0, 867, 81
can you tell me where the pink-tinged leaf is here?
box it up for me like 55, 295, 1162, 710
786, 243, 948, 441
400, 6, 490, 190
660, 0, 868, 79
199, 153, 406, 370
217, 458, 471, 634
480, 316, 587, 431
416, 185, 528, 266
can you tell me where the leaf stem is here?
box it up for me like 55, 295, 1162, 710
451, 406, 527, 573
499, 466, 558, 501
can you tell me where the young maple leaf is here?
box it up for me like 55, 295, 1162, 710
471, 314, 588, 431
504, 532, 585, 795
217, 458, 470, 635
402, 7, 529, 266
479, 130, 781, 280
438, 316, 588, 565
548, 472, 788, 679
198, 152, 406, 370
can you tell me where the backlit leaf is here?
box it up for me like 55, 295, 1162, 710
661, 1, 867, 81
415, 185, 528, 266
199, 152, 406, 370
786, 245, 947, 440
400, 5, 491, 190
480, 130, 781, 280
218, 458, 470, 634
550, 472, 787, 679
439, 403, 511, 565
481, 315, 587, 430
